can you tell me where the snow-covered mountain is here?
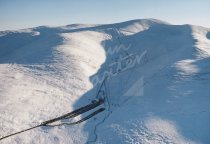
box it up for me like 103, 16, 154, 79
0, 19, 210, 144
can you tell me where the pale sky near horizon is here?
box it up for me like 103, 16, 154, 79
0, 0, 210, 31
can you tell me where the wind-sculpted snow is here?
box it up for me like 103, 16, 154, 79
0, 19, 210, 144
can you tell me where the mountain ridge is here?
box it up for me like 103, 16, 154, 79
0, 19, 210, 144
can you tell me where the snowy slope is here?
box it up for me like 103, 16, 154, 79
0, 19, 210, 144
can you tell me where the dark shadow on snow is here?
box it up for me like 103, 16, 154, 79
73, 24, 210, 144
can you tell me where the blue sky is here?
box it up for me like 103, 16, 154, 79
0, 0, 210, 30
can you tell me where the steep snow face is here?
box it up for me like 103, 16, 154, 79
0, 19, 210, 144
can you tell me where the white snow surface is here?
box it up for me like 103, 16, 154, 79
0, 19, 210, 144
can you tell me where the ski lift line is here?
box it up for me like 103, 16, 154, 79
41, 98, 104, 125
103, 76, 110, 109
111, 27, 132, 85
88, 52, 112, 144
112, 27, 130, 57
88, 85, 108, 143
46, 108, 105, 127
88, 27, 127, 143
96, 76, 108, 98
63, 99, 104, 120
0, 99, 105, 141
87, 52, 110, 144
